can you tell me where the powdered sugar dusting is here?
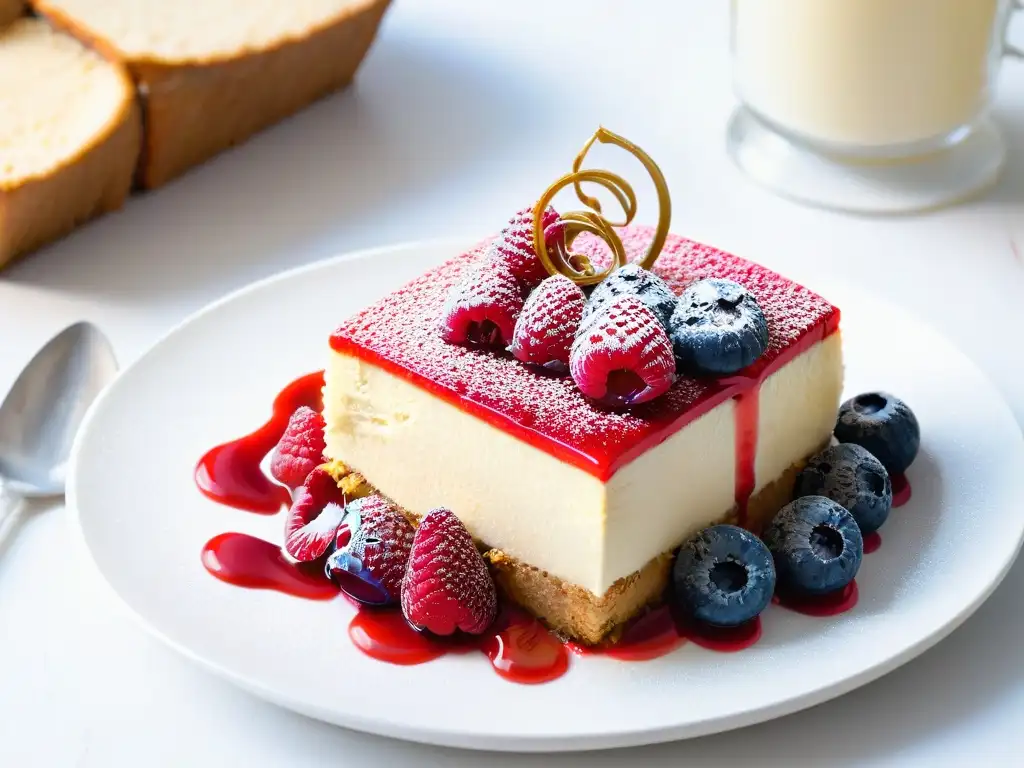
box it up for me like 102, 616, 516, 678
510, 274, 586, 371
330, 227, 840, 480
489, 205, 563, 288
269, 406, 326, 489
401, 507, 497, 635
439, 260, 523, 347
350, 495, 415, 602
570, 295, 676, 404
283, 467, 345, 561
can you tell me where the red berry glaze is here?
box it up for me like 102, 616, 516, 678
331, 495, 415, 604
488, 204, 564, 289
401, 508, 497, 636
439, 261, 524, 349
269, 406, 326, 489
509, 275, 586, 373
569, 294, 676, 407
284, 467, 345, 562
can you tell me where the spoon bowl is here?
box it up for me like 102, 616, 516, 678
0, 322, 118, 498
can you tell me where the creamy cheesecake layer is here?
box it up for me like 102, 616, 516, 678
324, 332, 843, 596
487, 447, 817, 645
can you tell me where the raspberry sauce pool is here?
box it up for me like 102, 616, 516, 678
892, 473, 912, 507
569, 604, 762, 660
774, 581, 859, 617
349, 603, 570, 683
862, 531, 883, 554
194, 371, 323, 513
202, 532, 338, 600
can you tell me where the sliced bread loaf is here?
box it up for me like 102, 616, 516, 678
0, 17, 140, 267
0, 1, 23, 27
34, 0, 392, 189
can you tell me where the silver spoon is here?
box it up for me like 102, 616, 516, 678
0, 322, 118, 549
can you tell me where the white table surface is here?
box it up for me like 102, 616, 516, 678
2, 2, 1023, 765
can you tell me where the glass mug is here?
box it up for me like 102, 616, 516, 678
727, 0, 1023, 213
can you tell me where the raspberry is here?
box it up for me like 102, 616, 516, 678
487, 205, 564, 289
284, 467, 346, 562
325, 495, 415, 606
569, 294, 677, 407
509, 275, 586, 373
269, 406, 326, 489
439, 261, 524, 349
401, 508, 497, 636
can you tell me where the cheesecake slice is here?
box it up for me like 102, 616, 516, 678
324, 226, 842, 644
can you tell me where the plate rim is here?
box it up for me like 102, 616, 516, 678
66, 238, 1024, 752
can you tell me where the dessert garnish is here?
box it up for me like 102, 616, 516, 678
794, 443, 893, 535
325, 494, 414, 606
283, 466, 347, 562
269, 405, 327, 489
401, 507, 498, 636
669, 278, 770, 376
569, 294, 676, 407
531, 126, 672, 286
509, 274, 586, 372
834, 392, 920, 475
440, 261, 524, 349
488, 205, 566, 289
764, 497, 863, 596
672, 524, 776, 628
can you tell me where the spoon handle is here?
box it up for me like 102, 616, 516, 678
0, 484, 25, 551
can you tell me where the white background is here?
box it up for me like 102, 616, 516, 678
1, 1, 1023, 765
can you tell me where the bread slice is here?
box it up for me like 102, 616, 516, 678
34, 0, 392, 189
0, 17, 140, 268
0, 0, 23, 27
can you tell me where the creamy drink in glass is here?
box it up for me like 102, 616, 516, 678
727, 0, 1022, 213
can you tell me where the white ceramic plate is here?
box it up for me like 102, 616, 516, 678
69, 239, 1024, 752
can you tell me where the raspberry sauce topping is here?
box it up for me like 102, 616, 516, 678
330, 228, 840, 482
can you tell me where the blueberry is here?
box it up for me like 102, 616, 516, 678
672, 524, 776, 627
834, 392, 920, 475
763, 496, 863, 595
324, 547, 390, 606
323, 503, 391, 606
794, 443, 892, 535
583, 264, 677, 331
668, 278, 769, 376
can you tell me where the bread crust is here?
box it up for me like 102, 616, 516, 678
0, 0, 22, 28
0, 23, 140, 267
36, 0, 391, 188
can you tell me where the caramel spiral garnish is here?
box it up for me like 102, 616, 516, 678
532, 127, 672, 287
